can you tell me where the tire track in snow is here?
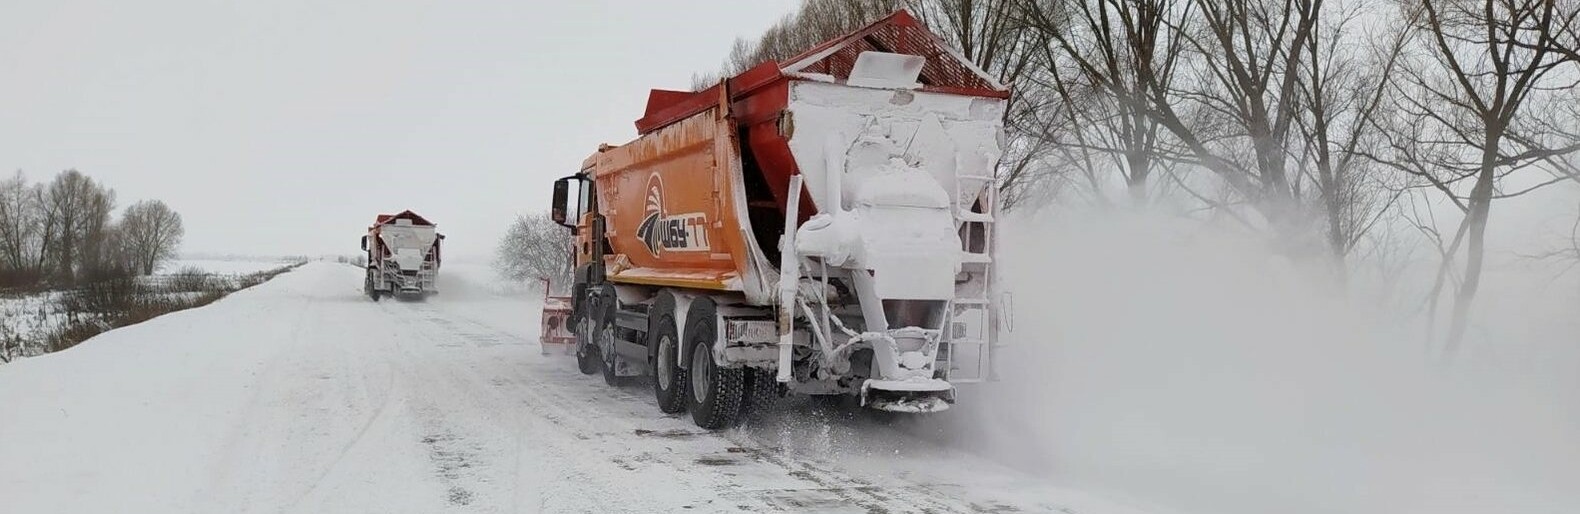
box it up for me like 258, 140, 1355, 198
403, 300, 1058, 513
381, 300, 513, 512
401, 302, 787, 512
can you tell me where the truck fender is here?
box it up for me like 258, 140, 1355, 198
589, 283, 618, 329
569, 263, 596, 326
647, 291, 677, 364
676, 295, 714, 371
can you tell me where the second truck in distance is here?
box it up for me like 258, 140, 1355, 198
362, 210, 443, 300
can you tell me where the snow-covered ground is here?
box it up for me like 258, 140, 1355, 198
0, 262, 1149, 514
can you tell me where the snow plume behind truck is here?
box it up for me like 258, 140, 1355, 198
362, 210, 443, 301
548, 10, 1010, 429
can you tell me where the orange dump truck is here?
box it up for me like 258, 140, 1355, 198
548, 10, 1010, 429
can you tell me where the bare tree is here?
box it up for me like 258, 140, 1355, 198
119, 200, 185, 275
0, 171, 40, 277
1288, 2, 1414, 276
1132, 0, 1324, 232
1018, 0, 1192, 206
79, 184, 117, 277
41, 170, 112, 283
495, 213, 574, 290
1370, 0, 1580, 353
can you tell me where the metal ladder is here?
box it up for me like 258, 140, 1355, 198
944, 173, 998, 384
419, 259, 438, 288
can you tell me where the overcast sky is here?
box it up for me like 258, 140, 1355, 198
0, 0, 798, 260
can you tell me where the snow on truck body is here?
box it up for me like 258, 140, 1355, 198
548, 10, 1009, 428
361, 210, 443, 300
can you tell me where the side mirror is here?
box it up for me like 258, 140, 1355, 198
551, 178, 570, 225
360, 235, 368, 251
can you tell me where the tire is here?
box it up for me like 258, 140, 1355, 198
365, 271, 382, 302
575, 318, 599, 375
739, 368, 780, 418
685, 315, 743, 430
576, 347, 600, 375
599, 321, 622, 386
650, 313, 687, 414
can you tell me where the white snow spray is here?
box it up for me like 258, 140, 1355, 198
942, 209, 1580, 514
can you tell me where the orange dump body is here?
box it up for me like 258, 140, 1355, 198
580, 110, 758, 293
576, 10, 1006, 304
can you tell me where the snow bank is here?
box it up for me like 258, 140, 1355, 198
960, 211, 1580, 514
0, 266, 323, 512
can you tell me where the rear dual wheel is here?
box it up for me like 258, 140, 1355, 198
685, 314, 743, 430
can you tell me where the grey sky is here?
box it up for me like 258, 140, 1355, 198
1, 0, 797, 260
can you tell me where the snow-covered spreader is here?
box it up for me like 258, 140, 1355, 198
546, 10, 1011, 429
361, 210, 443, 300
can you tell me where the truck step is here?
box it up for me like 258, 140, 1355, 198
956, 210, 995, 223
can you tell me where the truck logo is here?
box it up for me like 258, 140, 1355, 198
636, 174, 710, 255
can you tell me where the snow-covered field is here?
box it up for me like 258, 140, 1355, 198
157, 258, 303, 276
1, 261, 300, 356
0, 262, 1148, 514
0, 291, 67, 346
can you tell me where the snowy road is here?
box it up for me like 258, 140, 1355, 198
0, 263, 1143, 514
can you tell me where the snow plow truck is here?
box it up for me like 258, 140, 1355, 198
362, 210, 443, 300
548, 10, 1010, 429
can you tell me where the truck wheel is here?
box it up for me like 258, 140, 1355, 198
575, 318, 599, 375
739, 368, 780, 418
365, 271, 381, 301
650, 313, 687, 414
576, 347, 599, 375
599, 322, 623, 386
686, 316, 743, 429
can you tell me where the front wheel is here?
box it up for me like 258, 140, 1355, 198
365, 271, 382, 301
576, 348, 599, 375
686, 320, 743, 430
575, 318, 599, 375
598, 322, 624, 386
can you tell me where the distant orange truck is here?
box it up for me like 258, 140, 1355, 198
548, 10, 1011, 429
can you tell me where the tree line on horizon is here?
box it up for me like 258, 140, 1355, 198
0, 169, 185, 290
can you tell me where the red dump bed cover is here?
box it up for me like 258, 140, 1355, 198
374, 210, 435, 227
